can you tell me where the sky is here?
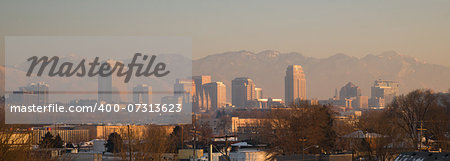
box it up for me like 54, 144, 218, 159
1, 0, 450, 66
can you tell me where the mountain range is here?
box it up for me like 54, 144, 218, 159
193, 50, 450, 100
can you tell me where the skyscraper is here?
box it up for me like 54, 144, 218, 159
370, 80, 399, 107
192, 75, 211, 112
174, 78, 195, 105
203, 82, 226, 111
29, 82, 49, 105
232, 77, 256, 107
98, 60, 127, 103
284, 65, 306, 105
339, 82, 362, 100
133, 84, 152, 104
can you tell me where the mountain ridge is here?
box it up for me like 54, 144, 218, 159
193, 50, 450, 101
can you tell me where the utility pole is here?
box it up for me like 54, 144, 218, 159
225, 135, 229, 161
299, 138, 307, 161
181, 125, 184, 149
209, 144, 213, 161
419, 121, 422, 151
193, 114, 197, 161
417, 120, 427, 151
302, 140, 305, 161
193, 124, 196, 161
127, 125, 132, 161
190, 115, 203, 161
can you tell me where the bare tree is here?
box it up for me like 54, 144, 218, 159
259, 102, 336, 160
333, 119, 355, 152
387, 89, 444, 150
120, 125, 172, 161
356, 110, 406, 161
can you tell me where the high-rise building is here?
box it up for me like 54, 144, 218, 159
28, 82, 49, 105
255, 88, 263, 100
192, 75, 211, 112
284, 65, 306, 105
339, 82, 362, 100
203, 82, 226, 111
98, 60, 127, 103
174, 79, 195, 104
370, 80, 399, 107
232, 77, 256, 107
133, 84, 152, 104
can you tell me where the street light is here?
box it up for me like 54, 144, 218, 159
304, 145, 319, 150
299, 138, 319, 161
302, 145, 319, 161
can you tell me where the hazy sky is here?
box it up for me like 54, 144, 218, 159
1, 0, 449, 66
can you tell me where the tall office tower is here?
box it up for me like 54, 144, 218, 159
174, 79, 195, 105
192, 75, 211, 112
98, 60, 127, 103
255, 88, 263, 100
284, 65, 306, 105
370, 80, 400, 106
232, 77, 256, 107
203, 82, 226, 111
29, 82, 49, 105
133, 84, 152, 104
339, 82, 362, 100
